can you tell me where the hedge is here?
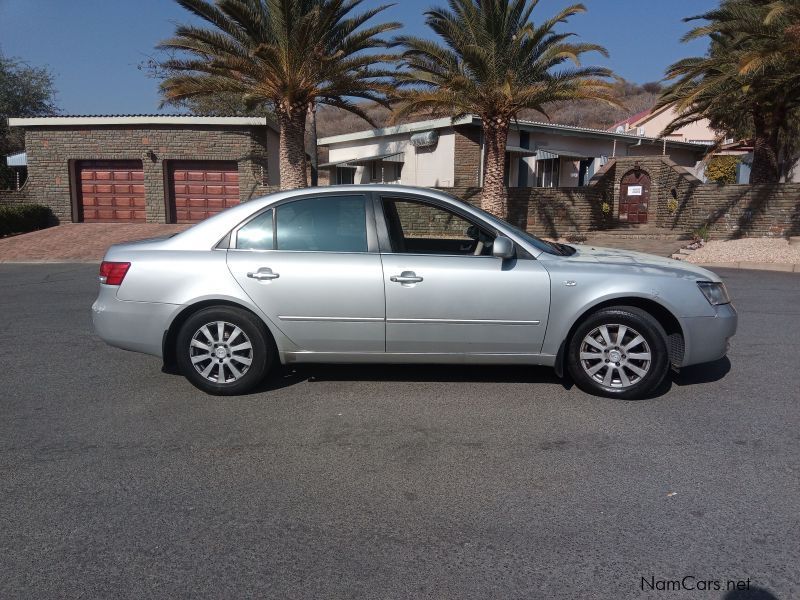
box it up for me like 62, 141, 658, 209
0, 203, 53, 237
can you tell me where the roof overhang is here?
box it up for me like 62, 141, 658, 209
505, 145, 537, 157
5, 151, 27, 167
318, 115, 476, 146
321, 151, 404, 168
318, 113, 708, 152
7, 115, 278, 130
536, 148, 588, 160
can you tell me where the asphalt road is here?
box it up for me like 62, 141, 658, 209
1, 264, 798, 599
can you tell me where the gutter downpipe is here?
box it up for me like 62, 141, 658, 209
626, 139, 643, 156
479, 129, 485, 187
612, 139, 617, 158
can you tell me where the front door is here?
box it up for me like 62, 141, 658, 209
378, 196, 551, 354
226, 194, 385, 352
618, 168, 651, 224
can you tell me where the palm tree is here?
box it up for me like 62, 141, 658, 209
658, 0, 800, 183
159, 0, 400, 189
392, 0, 617, 218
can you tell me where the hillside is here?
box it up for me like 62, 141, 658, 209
314, 80, 662, 139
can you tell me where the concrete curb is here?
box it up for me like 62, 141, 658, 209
697, 262, 800, 273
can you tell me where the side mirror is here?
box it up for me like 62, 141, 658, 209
492, 235, 515, 259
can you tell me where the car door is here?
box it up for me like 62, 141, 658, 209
226, 193, 385, 352
377, 194, 551, 354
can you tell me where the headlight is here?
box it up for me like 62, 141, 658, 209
697, 281, 731, 305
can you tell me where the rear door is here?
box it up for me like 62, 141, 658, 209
226, 193, 385, 352
377, 194, 550, 354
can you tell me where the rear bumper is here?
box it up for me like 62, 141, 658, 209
92, 286, 177, 358
680, 303, 738, 366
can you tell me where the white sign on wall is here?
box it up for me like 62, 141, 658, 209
627, 185, 643, 196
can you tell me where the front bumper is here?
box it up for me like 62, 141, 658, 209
680, 303, 738, 367
92, 286, 178, 358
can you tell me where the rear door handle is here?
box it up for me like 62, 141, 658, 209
247, 268, 280, 281
390, 271, 423, 284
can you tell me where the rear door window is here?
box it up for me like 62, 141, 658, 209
275, 195, 368, 252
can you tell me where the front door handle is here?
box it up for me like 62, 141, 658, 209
390, 271, 423, 284
247, 268, 280, 281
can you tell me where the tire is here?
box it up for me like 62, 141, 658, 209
566, 306, 669, 400
176, 306, 273, 396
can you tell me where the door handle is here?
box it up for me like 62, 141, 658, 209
247, 268, 280, 281
390, 271, 423, 284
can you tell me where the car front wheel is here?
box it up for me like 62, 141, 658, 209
567, 306, 669, 400
176, 306, 272, 396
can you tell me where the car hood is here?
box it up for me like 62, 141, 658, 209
557, 244, 722, 282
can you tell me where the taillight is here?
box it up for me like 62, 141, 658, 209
99, 261, 131, 285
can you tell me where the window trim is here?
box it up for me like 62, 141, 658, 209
226, 191, 379, 254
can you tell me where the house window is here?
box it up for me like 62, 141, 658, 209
391, 161, 403, 182
370, 161, 381, 182
536, 158, 560, 188
336, 167, 355, 185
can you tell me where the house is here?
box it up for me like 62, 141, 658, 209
4, 115, 280, 223
610, 105, 718, 146
317, 114, 709, 191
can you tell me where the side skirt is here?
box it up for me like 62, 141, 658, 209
281, 351, 557, 367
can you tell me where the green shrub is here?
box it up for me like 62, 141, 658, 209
692, 224, 710, 241
0, 203, 53, 237
706, 156, 739, 184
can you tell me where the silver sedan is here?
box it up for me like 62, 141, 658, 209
92, 185, 737, 399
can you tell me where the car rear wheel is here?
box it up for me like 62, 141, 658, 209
567, 306, 669, 400
176, 306, 272, 396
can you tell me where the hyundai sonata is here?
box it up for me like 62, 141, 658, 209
92, 185, 736, 399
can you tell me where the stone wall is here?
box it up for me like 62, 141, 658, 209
453, 125, 482, 188
433, 155, 800, 239
10, 125, 276, 223
0, 184, 30, 205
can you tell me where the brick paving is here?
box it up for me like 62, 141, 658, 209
0, 224, 190, 262
0, 223, 687, 263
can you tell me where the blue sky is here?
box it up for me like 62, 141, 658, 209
0, 0, 718, 115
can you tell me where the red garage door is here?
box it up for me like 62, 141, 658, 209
78, 161, 146, 222
169, 161, 240, 223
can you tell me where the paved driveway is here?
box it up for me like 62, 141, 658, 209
0, 224, 189, 262
0, 265, 797, 599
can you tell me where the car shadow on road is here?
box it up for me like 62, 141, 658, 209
723, 586, 780, 600
252, 362, 574, 394
670, 356, 732, 387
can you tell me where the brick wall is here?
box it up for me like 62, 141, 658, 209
453, 125, 482, 188
439, 155, 800, 239
0, 185, 30, 205
11, 125, 276, 223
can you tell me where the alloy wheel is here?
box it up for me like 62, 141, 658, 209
579, 324, 652, 388
189, 321, 254, 384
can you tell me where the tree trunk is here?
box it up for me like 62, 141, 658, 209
276, 104, 308, 190
750, 111, 780, 184
481, 117, 509, 219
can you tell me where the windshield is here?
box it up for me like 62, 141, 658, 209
440, 192, 571, 256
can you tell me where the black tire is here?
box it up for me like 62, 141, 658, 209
176, 306, 273, 396
567, 306, 669, 400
